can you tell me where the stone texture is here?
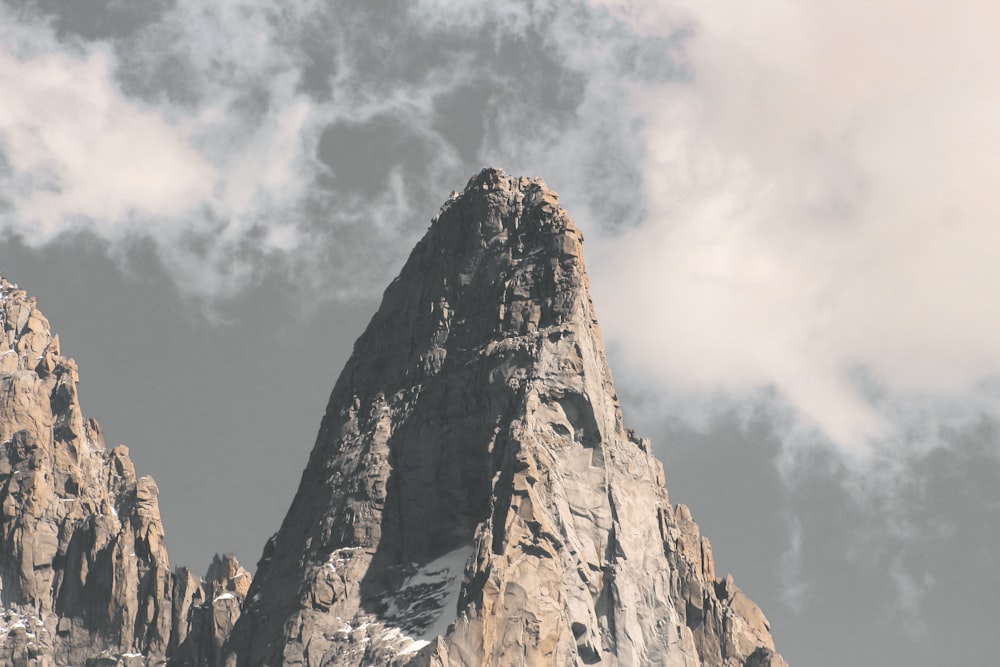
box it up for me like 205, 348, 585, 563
0, 281, 252, 667
227, 168, 786, 666
0, 279, 173, 666
171, 554, 252, 667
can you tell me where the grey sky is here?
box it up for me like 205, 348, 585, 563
2, 1, 999, 665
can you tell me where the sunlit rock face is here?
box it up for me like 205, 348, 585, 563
171, 553, 253, 667
229, 168, 786, 667
0, 169, 784, 666
0, 279, 172, 666
0, 282, 257, 667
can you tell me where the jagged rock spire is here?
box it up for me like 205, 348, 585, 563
0, 279, 257, 667
228, 168, 786, 667
0, 278, 172, 666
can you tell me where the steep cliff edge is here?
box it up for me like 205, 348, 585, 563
0, 280, 252, 667
0, 167, 784, 666
0, 279, 172, 666
228, 168, 786, 667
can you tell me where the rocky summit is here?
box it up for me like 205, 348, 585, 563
0, 168, 785, 667
227, 168, 786, 667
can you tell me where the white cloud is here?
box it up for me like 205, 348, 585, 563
592, 0, 1000, 453
0, 4, 323, 299
0, 33, 215, 241
0, 1, 466, 301
4, 0, 1000, 458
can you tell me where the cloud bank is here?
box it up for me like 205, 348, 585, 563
2, 0, 999, 460
593, 0, 1000, 453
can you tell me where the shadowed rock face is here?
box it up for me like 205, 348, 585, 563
228, 168, 787, 667
0, 279, 172, 666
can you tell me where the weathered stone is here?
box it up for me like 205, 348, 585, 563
170, 554, 252, 667
0, 279, 173, 667
227, 168, 785, 666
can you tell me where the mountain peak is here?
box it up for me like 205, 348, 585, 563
228, 170, 785, 666
0, 171, 784, 666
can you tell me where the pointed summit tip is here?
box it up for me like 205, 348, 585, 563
462, 166, 558, 202
429, 166, 578, 268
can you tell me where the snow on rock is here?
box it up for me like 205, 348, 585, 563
382, 545, 473, 642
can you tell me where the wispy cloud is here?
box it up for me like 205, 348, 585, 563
779, 512, 808, 613
3, 0, 1000, 463
0, 1, 472, 299
0, 15, 214, 239
0, 3, 318, 298
591, 0, 1000, 455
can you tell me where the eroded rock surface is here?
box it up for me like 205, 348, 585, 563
171, 554, 252, 667
0, 280, 172, 666
228, 168, 786, 666
0, 281, 252, 667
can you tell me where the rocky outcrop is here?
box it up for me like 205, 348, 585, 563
0, 280, 256, 667
171, 554, 252, 667
228, 168, 786, 666
0, 280, 172, 666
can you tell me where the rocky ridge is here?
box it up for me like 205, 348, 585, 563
227, 168, 786, 666
0, 279, 172, 666
0, 279, 252, 667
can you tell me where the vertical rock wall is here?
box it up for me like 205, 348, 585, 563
0, 280, 172, 666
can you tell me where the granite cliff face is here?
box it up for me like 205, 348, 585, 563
228, 168, 786, 667
0, 279, 172, 666
171, 554, 252, 667
0, 280, 252, 667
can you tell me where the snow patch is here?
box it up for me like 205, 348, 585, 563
382, 545, 473, 644
400, 639, 430, 654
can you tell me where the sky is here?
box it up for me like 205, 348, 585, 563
2, 1, 999, 664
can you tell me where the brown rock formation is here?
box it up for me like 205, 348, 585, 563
0, 280, 253, 667
171, 554, 252, 667
228, 168, 786, 666
0, 279, 172, 666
